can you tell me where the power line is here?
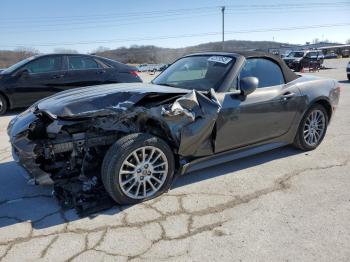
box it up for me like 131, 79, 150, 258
0, 11, 219, 31
0, 9, 219, 25
0, 6, 222, 22
0, 12, 220, 34
1, 23, 349, 48
1, 5, 348, 34
0, 1, 348, 23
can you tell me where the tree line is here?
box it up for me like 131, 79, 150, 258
0, 40, 297, 68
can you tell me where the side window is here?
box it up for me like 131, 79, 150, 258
25, 56, 62, 74
306, 52, 317, 58
239, 58, 285, 88
68, 56, 100, 70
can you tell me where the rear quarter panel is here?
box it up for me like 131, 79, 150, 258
293, 75, 339, 119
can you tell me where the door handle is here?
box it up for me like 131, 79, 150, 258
97, 70, 106, 74
52, 74, 64, 79
281, 92, 295, 102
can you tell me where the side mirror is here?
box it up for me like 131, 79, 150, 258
240, 77, 258, 96
15, 68, 29, 78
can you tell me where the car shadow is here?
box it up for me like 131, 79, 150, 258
172, 146, 301, 189
1, 108, 25, 117
338, 80, 349, 84
0, 146, 302, 231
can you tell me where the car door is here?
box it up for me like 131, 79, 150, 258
62, 55, 106, 88
215, 58, 300, 153
10, 55, 65, 107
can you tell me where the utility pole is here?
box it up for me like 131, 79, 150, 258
221, 6, 225, 51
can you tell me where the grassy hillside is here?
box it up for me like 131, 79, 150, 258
96, 40, 298, 64
0, 40, 297, 68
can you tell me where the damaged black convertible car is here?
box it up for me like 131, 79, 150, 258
8, 52, 340, 209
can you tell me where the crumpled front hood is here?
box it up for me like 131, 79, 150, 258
37, 83, 189, 118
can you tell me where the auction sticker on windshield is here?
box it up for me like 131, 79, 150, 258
208, 56, 232, 64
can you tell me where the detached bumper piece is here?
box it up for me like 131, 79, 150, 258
11, 134, 54, 185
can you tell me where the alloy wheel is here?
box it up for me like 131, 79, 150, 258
118, 146, 168, 199
303, 109, 326, 147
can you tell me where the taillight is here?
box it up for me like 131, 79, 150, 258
130, 71, 138, 77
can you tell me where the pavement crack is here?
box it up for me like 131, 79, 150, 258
40, 235, 59, 258
92, 228, 108, 249
0, 194, 53, 207
32, 210, 61, 225
1, 158, 349, 258
0, 216, 23, 223
65, 233, 88, 262
0, 243, 14, 261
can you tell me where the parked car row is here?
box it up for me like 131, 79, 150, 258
0, 54, 142, 114
137, 63, 168, 72
283, 50, 324, 72
324, 52, 338, 59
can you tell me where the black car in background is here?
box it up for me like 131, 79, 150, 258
324, 52, 338, 59
283, 50, 324, 72
347, 61, 350, 81
0, 54, 142, 114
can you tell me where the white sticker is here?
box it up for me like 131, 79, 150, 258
208, 56, 232, 64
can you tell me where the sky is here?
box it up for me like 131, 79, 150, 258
0, 0, 349, 53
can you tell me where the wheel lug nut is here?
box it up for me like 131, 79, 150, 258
144, 164, 148, 168
137, 169, 141, 173
140, 176, 144, 180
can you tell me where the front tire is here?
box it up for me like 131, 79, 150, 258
0, 94, 8, 115
293, 104, 328, 151
101, 133, 175, 205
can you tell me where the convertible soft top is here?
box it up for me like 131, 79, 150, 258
236, 51, 299, 83
186, 51, 299, 83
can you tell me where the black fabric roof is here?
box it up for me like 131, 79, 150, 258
187, 51, 299, 83
231, 51, 299, 83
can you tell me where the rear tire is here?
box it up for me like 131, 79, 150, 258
293, 104, 328, 151
0, 94, 8, 115
101, 133, 175, 205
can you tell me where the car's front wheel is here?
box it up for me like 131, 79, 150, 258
101, 133, 175, 205
293, 104, 328, 151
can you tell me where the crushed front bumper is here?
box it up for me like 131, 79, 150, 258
10, 136, 53, 185
8, 111, 53, 185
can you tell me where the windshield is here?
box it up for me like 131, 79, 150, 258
287, 51, 304, 58
2, 56, 35, 74
153, 55, 235, 91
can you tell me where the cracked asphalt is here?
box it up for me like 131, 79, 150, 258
1, 60, 350, 261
